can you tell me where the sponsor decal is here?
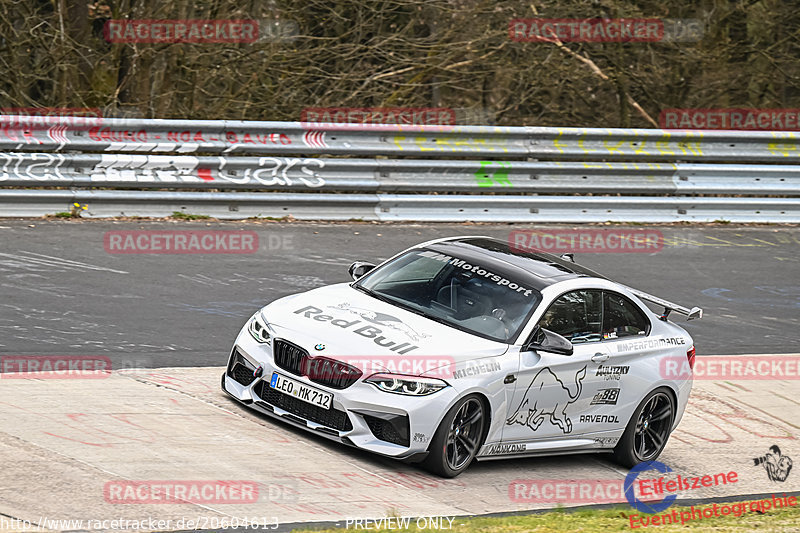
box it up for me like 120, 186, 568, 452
486, 443, 527, 455
509, 479, 625, 503
617, 337, 686, 353
329, 303, 430, 342
753, 445, 793, 482
660, 355, 800, 380
594, 437, 620, 446
580, 414, 620, 424
509, 229, 664, 254
506, 366, 587, 434
452, 360, 502, 379
590, 388, 620, 405
418, 250, 535, 297
596, 365, 630, 380
412, 433, 428, 443
293, 306, 420, 354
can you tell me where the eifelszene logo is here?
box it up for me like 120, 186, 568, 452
625, 461, 676, 514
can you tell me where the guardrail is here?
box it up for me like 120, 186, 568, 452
3, 115, 800, 160
1, 115, 799, 222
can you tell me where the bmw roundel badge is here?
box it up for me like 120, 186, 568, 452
314, 344, 325, 351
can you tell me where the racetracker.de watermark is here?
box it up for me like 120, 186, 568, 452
104, 230, 263, 254
0, 516, 280, 531
0, 107, 102, 128
509, 479, 626, 504
0, 356, 112, 379
660, 108, 800, 130
300, 107, 456, 130
104, 20, 259, 43
509, 18, 703, 43
299, 355, 456, 380
509, 229, 664, 254
660, 355, 800, 380
103, 480, 259, 504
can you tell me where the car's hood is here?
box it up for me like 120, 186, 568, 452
261, 283, 508, 372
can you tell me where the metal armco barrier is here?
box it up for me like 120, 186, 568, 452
1, 115, 798, 221
3, 115, 800, 160
0, 190, 794, 223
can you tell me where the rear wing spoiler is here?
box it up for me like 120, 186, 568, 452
619, 284, 703, 321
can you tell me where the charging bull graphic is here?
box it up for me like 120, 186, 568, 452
330, 303, 431, 342
753, 445, 793, 482
506, 366, 587, 434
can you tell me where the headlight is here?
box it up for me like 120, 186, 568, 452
364, 373, 448, 396
247, 313, 272, 344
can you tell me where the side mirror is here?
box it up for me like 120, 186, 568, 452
525, 326, 574, 356
348, 261, 376, 281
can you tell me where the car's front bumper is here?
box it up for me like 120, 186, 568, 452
221, 330, 457, 461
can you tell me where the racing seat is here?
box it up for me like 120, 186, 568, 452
435, 277, 493, 319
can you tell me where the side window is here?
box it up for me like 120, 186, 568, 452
537, 290, 602, 344
602, 291, 650, 340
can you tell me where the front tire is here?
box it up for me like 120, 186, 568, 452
613, 388, 675, 468
422, 395, 485, 478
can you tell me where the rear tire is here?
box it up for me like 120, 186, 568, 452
422, 394, 485, 478
613, 388, 675, 468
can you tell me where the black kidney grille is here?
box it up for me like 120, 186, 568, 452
273, 339, 362, 389
272, 339, 306, 376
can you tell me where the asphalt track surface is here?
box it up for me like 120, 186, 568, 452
0, 221, 798, 367
1, 220, 799, 533
1, 366, 798, 532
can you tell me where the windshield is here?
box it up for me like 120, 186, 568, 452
355, 249, 541, 343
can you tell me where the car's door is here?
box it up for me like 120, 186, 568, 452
502, 289, 612, 443
593, 290, 656, 432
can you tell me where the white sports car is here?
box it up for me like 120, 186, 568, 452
222, 236, 702, 477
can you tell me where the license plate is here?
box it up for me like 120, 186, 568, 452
269, 372, 333, 410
